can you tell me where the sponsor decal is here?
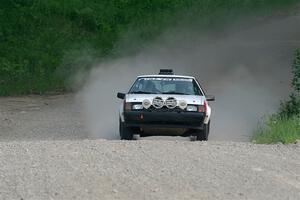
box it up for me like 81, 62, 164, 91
142, 78, 192, 82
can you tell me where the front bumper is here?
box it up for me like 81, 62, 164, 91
124, 110, 205, 129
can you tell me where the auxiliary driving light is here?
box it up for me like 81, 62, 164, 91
142, 99, 151, 109
178, 100, 187, 110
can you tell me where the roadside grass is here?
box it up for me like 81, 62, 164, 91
253, 115, 300, 144
0, 76, 65, 96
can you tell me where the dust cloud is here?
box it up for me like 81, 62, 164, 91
78, 12, 300, 141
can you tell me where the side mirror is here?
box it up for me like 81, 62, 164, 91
117, 92, 126, 99
206, 95, 215, 101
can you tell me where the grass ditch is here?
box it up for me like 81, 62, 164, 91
253, 115, 300, 144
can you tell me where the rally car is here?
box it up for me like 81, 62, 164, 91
117, 69, 215, 140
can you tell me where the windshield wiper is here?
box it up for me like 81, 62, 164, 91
162, 92, 189, 95
131, 91, 153, 94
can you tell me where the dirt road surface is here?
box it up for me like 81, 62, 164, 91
0, 94, 299, 200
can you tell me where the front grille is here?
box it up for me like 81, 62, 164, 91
147, 106, 183, 112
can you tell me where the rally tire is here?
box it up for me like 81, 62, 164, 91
119, 119, 133, 140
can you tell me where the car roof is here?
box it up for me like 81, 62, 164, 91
137, 75, 195, 79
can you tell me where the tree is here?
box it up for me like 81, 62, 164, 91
279, 49, 300, 117
292, 49, 300, 93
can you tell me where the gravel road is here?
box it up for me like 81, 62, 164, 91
0, 94, 299, 200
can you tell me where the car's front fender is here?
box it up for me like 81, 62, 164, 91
119, 103, 125, 122
204, 105, 211, 124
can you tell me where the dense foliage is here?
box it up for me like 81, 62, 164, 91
279, 49, 300, 117
0, 0, 298, 95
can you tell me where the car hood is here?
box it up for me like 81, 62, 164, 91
126, 94, 204, 105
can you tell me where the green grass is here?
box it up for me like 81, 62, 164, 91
0, 0, 299, 95
253, 115, 300, 144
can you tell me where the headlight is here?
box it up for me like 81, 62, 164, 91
132, 104, 143, 110
186, 105, 197, 112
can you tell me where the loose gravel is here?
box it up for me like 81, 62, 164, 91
0, 95, 299, 200
0, 140, 299, 200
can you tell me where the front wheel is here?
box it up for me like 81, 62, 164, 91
197, 121, 210, 141
119, 119, 133, 140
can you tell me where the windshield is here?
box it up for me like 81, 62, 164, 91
129, 77, 203, 95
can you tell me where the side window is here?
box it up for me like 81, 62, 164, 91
193, 80, 202, 95
193, 85, 200, 95
131, 79, 143, 92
